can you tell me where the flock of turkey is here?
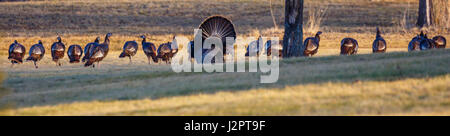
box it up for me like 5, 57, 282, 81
6, 28, 447, 69
245, 27, 446, 57
7, 33, 181, 68
7, 15, 447, 69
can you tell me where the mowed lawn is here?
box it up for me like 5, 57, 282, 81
0, 49, 449, 115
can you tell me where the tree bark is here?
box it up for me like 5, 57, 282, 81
417, 0, 433, 28
283, 0, 304, 57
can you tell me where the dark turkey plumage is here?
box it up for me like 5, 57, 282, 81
51, 36, 65, 66
408, 35, 422, 51
189, 40, 211, 63
67, 44, 83, 63
82, 37, 100, 62
303, 31, 322, 56
85, 33, 111, 67
419, 33, 436, 50
372, 27, 387, 53
264, 40, 283, 57
340, 38, 358, 55
157, 42, 173, 64
26, 40, 45, 68
188, 40, 195, 59
119, 41, 138, 64
141, 35, 158, 64
8, 40, 26, 66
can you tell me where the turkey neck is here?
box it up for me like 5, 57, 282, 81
141, 38, 146, 44
376, 29, 381, 39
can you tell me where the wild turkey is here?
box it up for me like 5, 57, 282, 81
67, 44, 83, 63
340, 38, 358, 55
408, 35, 422, 51
157, 42, 173, 64
265, 40, 283, 57
140, 35, 158, 64
119, 41, 138, 64
26, 40, 45, 69
82, 37, 100, 62
432, 36, 446, 48
199, 16, 236, 63
245, 36, 263, 57
420, 33, 436, 50
8, 40, 26, 67
303, 31, 322, 56
51, 36, 65, 66
85, 33, 111, 67
372, 27, 387, 53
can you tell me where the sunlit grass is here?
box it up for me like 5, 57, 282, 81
1, 49, 449, 115
10, 74, 450, 116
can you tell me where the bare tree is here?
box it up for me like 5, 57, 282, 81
283, 0, 304, 57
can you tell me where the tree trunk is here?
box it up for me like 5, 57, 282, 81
431, 0, 449, 28
417, 0, 433, 28
283, 0, 304, 57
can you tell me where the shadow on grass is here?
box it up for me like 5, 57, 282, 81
2, 49, 450, 108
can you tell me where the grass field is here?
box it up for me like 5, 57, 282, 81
0, 0, 449, 115
1, 49, 449, 115
0, 0, 448, 52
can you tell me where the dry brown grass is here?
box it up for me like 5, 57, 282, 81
304, 3, 328, 34
1, 0, 446, 52
431, 0, 449, 29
